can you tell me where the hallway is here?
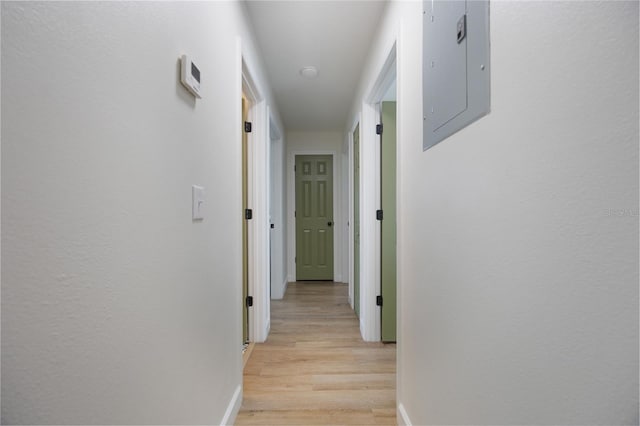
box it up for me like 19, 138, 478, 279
2, 2, 637, 424
236, 282, 396, 425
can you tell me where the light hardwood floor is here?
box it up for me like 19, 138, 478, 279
235, 282, 396, 425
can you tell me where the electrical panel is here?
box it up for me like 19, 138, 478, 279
423, 0, 491, 151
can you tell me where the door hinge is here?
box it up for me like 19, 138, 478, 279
376, 124, 383, 135
245, 208, 253, 220
294, 165, 297, 172
376, 295, 383, 306
246, 296, 253, 307
294, 210, 296, 218
244, 121, 252, 133
295, 256, 297, 263
376, 209, 383, 221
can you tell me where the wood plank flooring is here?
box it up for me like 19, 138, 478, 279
235, 282, 396, 425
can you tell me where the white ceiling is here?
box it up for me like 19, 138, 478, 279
244, 1, 388, 131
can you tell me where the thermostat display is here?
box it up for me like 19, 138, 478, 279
181, 54, 202, 98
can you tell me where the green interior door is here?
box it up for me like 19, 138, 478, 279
295, 155, 334, 281
381, 102, 397, 342
353, 124, 360, 318
242, 97, 249, 343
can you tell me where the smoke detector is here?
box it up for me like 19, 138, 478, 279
299, 66, 318, 79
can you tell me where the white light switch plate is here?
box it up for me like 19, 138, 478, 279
192, 185, 205, 220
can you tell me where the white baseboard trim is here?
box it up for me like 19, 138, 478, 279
282, 278, 288, 296
397, 402, 412, 426
220, 385, 242, 426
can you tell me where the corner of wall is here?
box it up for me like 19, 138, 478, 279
219, 385, 242, 426
397, 403, 412, 426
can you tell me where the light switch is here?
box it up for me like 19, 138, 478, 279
192, 185, 205, 220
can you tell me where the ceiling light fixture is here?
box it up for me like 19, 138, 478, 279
299, 66, 318, 79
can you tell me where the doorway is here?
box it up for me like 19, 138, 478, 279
295, 155, 334, 281
352, 43, 396, 341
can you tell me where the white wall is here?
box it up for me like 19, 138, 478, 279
1, 2, 282, 424
351, 1, 639, 424
286, 131, 346, 283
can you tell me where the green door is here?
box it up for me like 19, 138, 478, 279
381, 102, 397, 342
295, 155, 334, 280
353, 124, 360, 318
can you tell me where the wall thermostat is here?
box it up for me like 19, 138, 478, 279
180, 54, 202, 98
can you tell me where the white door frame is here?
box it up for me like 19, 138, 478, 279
354, 42, 397, 342
240, 50, 270, 343
347, 115, 361, 310
268, 115, 287, 300
287, 150, 339, 283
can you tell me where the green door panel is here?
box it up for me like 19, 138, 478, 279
353, 124, 360, 318
381, 102, 397, 342
295, 155, 334, 280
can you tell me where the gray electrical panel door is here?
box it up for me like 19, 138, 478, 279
430, 0, 467, 131
423, 0, 491, 151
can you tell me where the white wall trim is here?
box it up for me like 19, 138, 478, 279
254, 99, 270, 344
242, 57, 270, 344
268, 113, 287, 301
347, 115, 361, 311
358, 101, 381, 342
287, 149, 340, 283
395, 19, 405, 426
397, 402, 412, 426
220, 385, 242, 426
366, 44, 397, 104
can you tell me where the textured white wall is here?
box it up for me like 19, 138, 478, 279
352, 1, 639, 424
1, 2, 282, 424
286, 131, 346, 283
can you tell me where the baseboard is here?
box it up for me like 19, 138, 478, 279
220, 385, 242, 426
397, 402, 412, 426
271, 278, 289, 300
